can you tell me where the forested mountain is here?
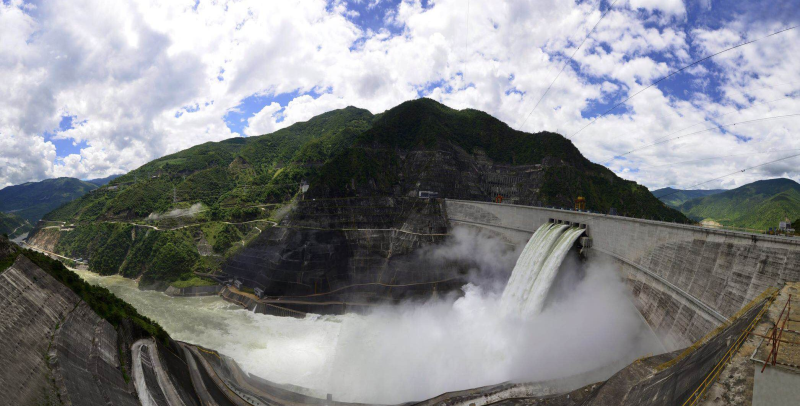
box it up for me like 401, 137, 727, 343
85, 174, 122, 187
0, 211, 31, 239
678, 178, 800, 230
27, 98, 686, 289
652, 187, 725, 208
310, 99, 687, 221
0, 177, 98, 223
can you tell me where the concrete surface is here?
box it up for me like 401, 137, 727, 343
445, 200, 800, 349
0, 255, 80, 405
752, 367, 800, 406
0, 255, 139, 406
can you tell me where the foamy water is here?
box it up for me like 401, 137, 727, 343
501, 224, 587, 316
75, 260, 663, 404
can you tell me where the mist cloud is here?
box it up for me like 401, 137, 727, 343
76, 229, 664, 404
146, 203, 204, 221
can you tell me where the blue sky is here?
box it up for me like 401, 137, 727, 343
45, 116, 88, 158
0, 0, 798, 189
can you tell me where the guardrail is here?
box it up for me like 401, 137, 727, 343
444, 199, 800, 246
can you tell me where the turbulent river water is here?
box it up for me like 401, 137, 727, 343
74, 237, 663, 404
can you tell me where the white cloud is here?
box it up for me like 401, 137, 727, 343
0, 0, 797, 191
628, 0, 686, 17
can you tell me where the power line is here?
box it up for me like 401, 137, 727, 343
464, 0, 470, 83
604, 112, 800, 164
630, 94, 794, 154
655, 152, 800, 200
520, 0, 620, 130
570, 25, 798, 138
638, 148, 800, 170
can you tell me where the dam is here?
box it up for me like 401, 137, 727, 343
9, 198, 800, 405
445, 199, 800, 350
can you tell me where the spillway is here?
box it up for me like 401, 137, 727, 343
501, 223, 585, 316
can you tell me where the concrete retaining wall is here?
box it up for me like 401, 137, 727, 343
0, 256, 79, 405
444, 200, 800, 348
49, 302, 139, 406
165, 284, 223, 297
0, 255, 138, 405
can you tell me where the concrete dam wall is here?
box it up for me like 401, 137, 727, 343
445, 199, 800, 350
0, 255, 139, 406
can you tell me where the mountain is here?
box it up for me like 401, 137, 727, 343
0, 211, 31, 239
44, 106, 374, 223
85, 174, 122, 186
32, 106, 375, 288
678, 178, 800, 231
652, 187, 726, 208
0, 177, 98, 223
310, 99, 686, 221
27, 98, 686, 288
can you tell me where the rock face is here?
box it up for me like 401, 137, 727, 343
222, 197, 462, 303
310, 98, 687, 222
0, 255, 137, 405
26, 225, 62, 252
379, 144, 551, 206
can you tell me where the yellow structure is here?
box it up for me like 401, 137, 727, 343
575, 196, 586, 210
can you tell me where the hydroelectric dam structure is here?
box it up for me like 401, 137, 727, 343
444, 199, 800, 351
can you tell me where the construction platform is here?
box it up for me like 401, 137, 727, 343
698, 282, 800, 406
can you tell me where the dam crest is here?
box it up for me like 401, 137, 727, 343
445, 199, 800, 351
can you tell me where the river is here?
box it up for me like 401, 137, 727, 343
74, 261, 663, 404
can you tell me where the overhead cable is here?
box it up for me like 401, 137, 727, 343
655, 152, 800, 200
570, 25, 798, 138
603, 112, 800, 166
519, 0, 621, 130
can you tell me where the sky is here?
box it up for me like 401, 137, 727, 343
0, 0, 798, 190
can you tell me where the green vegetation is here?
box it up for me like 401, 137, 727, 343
652, 187, 726, 208
0, 177, 98, 223
678, 178, 800, 230
0, 236, 167, 342
52, 222, 237, 288
44, 107, 373, 224
0, 211, 31, 238
29, 98, 690, 287
170, 276, 217, 289
310, 98, 687, 222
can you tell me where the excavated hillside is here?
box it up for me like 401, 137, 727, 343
26, 98, 685, 292
220, 100, 686, 307
310, 99, 687, 221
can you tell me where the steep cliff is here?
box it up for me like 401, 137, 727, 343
310, 99, 687, 221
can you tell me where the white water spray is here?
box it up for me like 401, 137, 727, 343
500, 223, 585, 316
72, 226, 661, 404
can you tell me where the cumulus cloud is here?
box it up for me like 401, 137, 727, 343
1, 0, 798, 190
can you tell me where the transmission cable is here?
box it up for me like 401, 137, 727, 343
621, 94, 794, 157
602, 112, 800, 166
638, 147, 800, 169
655, 152, 800, 200
569, 25, 798, 138
464, 0, 470, 84
519, 0, 620, 130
